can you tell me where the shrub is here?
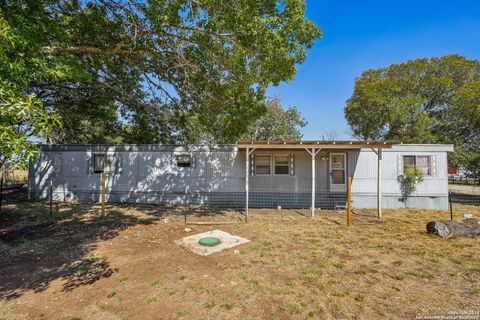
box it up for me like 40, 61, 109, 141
398, 167, 424, 206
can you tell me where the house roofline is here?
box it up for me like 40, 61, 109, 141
236, 140, 400, 149
36, 141, 454, 152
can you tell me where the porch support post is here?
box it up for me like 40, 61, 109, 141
305, 148, 321, 218
245, 147, 249, 222
312, 147, 316, 218
377, 148, 383, 219
245, 147, 255, 222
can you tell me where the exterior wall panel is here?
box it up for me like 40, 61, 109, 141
29, 144, 452, 210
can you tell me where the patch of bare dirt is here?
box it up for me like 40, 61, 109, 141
449, 183, 480, 195
0, 202, 479, 319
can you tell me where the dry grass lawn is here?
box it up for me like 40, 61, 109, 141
0, 201, 479, 320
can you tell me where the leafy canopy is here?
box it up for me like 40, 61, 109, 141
0, 12, 61, 168
1, 0, 321, 153
344, 55, 480, 182
243, 97, 306, 141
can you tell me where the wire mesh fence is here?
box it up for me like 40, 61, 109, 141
27, 188, 348, 211
1, 184, 353, 226
449, 191, 480, 220
248, 189, 347, 210
9, 183, 480, 226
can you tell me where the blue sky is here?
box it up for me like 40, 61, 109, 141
267, 0, 480, 139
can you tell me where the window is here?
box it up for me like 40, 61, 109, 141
93, 154, 118, 173
330, 153, 346, 186
403, 155, 431, 176
93, 154, 105, 173
176, 154, 192, 168
255, 155, 271, 175
274, 155, 289, 175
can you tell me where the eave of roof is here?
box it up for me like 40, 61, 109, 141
236, 140, 400, 149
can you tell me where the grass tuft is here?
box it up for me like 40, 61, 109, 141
106, 289, 116, 298
147, 295, 157, 304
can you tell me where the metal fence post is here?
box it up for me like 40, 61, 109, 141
449, 191, 453, 221
347, 177, 352, 226
184, 189, 188, 224
50, 180, 53, 216
101, 173, 106, 216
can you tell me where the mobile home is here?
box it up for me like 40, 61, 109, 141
29, 141, 454, 211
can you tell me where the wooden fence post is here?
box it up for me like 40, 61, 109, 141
347, 176, 352, 226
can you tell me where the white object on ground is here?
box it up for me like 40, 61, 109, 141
234, 250, 240, 255
464, 213, 473, 219
175, 230, 250, 256
184, 227, 192, 232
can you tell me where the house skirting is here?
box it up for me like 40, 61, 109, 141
29, 189, 448, 210
351, 194, 449, 210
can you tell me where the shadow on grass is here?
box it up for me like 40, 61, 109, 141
0, 200, 166, 300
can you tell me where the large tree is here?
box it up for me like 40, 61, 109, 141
0, 11, 61, 169
344, 54, 480, 181
242, 97, 306, 141
1, 0, 321, 148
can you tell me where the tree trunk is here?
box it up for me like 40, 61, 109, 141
426, 219, 480, 238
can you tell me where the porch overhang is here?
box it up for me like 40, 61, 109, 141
239, 140, 397, 220
236, 140, 400, 149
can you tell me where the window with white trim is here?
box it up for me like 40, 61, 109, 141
274, 155, 289, 175
255, 155, 271, 175
403, 155, 431, 176
176, 154, 192, 168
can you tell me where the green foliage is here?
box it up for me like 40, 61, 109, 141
242, 97, 307, 141
449, 145, 480, 184
1, 0, 321, 151
398, 167, 424, 205
0, 12, 61, 168
344, 55, 480, 182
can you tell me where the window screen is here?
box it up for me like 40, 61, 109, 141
416, 156, 431, 175
93, 154, 118, 173
93, 154, 105, 173
330, 153, 346, 185
274, 155, 289, 175
176, 154, 192, 168
255, 155, 271, 175
403, 155, 431, 176
105, 155, 118, 173
403, 156, 415, 170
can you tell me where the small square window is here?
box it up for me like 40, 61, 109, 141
93, 154, 105, 173
255, 155, 271, 175
177, 154, 192, 168
93, 154, 118, 173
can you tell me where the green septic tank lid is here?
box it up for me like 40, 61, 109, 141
198, 237, 221, 247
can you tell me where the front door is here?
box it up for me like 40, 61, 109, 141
329, 153, 346, 192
